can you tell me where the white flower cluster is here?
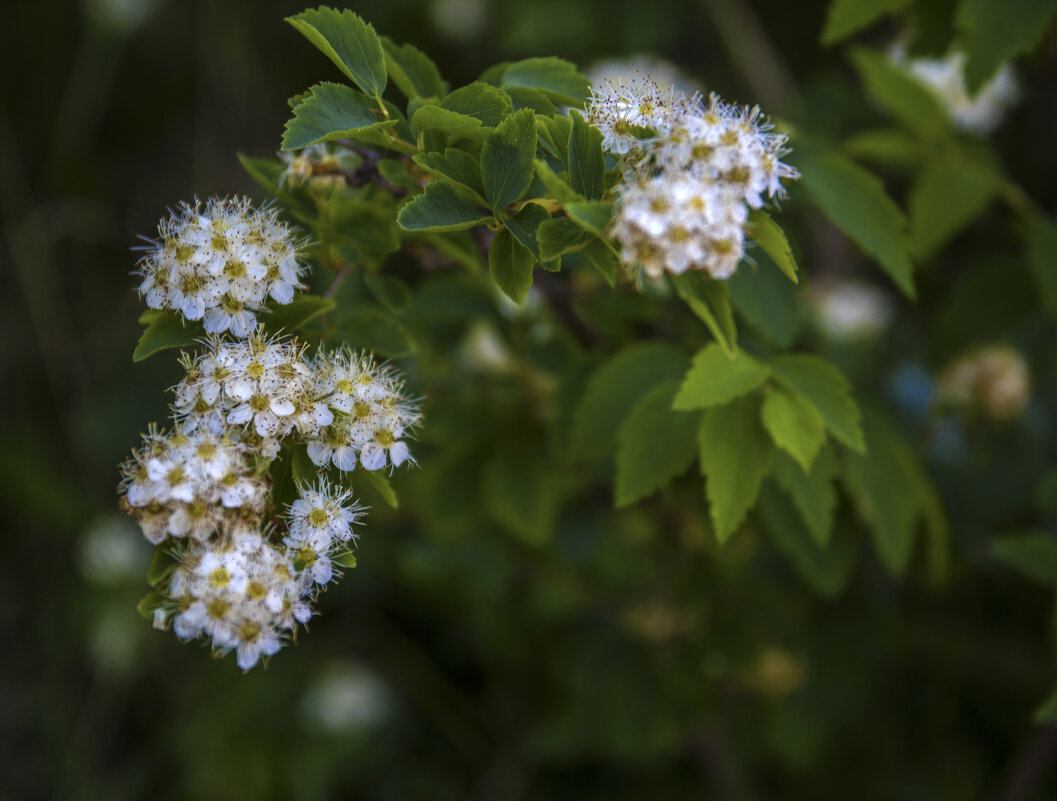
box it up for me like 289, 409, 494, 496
136, 197, 308, 337
587, 81, 799, 280
893, 48, 1017, 136
120, 327, 420, 670
119, 427, 267, 544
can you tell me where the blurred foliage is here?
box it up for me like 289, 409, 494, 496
6, 1, 1057, 800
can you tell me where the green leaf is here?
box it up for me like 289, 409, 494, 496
568, 109, 605, 201
538, 217, 593, 261
481, 108, 538, 212
670, 272, 738, 357
537, 115, 572, 164
580, 237, 620, 287
356, 466, 399, 508
698, 395, 776, 543
841, 415, 930, 574
333, 309, 416, 357
564, 200, 612, 237
489, 227, 535, 304
505, 86, 559, 116
333, 551, 359, 568
381, 37, 445, 99
850, 46, 952, 139
147, 548, 177, 587
728, 250, 801, 347
364, 272, 412, 313
909, 153, 998, 260
500, 57, 591, 106
991, 533, 1057, 587
761, 388, 827, 472
413, 149, 487, 206
422, 231, 484, 272
772, 448, 838, 547
136, 591, 166, 620
797, 146, 915, 297
572, 342, 691, 460
534, 159, 583, 204
439, 82, 513, 128
672, 344, 770, 410
483, 453, 561, 544
411, 105, 489, 139
820, 0, 913, 45
397, 181, 491, 232
289, 443, 316, 486
265, 295, 335, 333
286, 7, 387, 96
748, 210, 798, 283
1035, 684, 1057, 724
1026, 217, 1057, 319
502, 204, 551, 264
769, 354, 865, 453
957, 0, 1057, 92
318, 193, 401, 256
615, 382, 701, 507
281, 82, 395, 150
842, 127, 924, 167
132, 310, 204, 362
758, 482, 854, 598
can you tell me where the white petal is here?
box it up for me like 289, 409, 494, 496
390, 440, 410, 466
359, 443, 385, 471
332, 446, 357, 472
306, 441, 331, 467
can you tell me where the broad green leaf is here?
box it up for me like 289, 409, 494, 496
136, 591, 166, 620
699, 395, 776, 543
318, 193, 400, 256
1027, 217, 1057, 319
758, 482, 854, 598
672, 344, 770, 410
439, 82, 513, 128
670, 272, 738, 357
286, 8, 387, 96
356, 466, 399, 508
505, 86, 558, 116
568, 110, 605, 201
842, 127, 924, 167
761, 388, 827, 471
841, 414, 932, 574
397, 181, 491, 232
289, 443, 315, 485
748, 209, 798, 283
488, 228, 535, 304
534, 159, 583, 204
411, 105, 489, 139
264, 295, 335, 333
537, 115, 572, 164
333, 551, 358, 568
381, 37, 445, 99
728, 250, 801, 347
957, 0, 1057, 92
147, 548, 177, 587
281, 82, 396, 150
501, 57, 591, 106
478, 61, 511, 86
413, 149, 487, 206
333, 309, 416, 357
580, 237, 619, 287
502, 204, 551, 264
770, 353, 865, 453
909, 153, 998, 259
991, 533, 1057, 586
850, 46, 952, 139
423, 231, 484, 272
1035, 684, 1057, 724
133, 310, 204, 362
236, 153, 316, 220
481, 108, 537, 212
483, 453, 561, 544
820, 0, 913, 45
797, 147, 915, 297
615, 382, 701, 507
571, 342, 690, 460
364, 272, 412, 313
376, 158, 419, 192
564, 200, 612, 237
538, 217, 593, 261
772, 448, 838, 547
